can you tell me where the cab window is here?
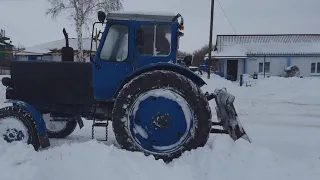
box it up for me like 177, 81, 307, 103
100, 24, 129, 61
137, 24, 171, 56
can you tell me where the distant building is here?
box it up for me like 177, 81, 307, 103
16, 38, 99, 62
206, 34, 320, 80
0, 29, 13, 74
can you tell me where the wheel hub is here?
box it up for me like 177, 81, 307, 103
42, 114, 68, 133
152, 112, 170, 130
3, 128, 25, 143
128, 89, 194, 154
0, 117, 29, 143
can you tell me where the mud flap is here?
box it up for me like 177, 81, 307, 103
213, 88, 251, 143
76, 115, 84, 129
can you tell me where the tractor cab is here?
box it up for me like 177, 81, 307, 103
90, 11, 184, 67
89, 11, 185, 100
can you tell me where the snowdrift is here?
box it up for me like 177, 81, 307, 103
1, 75, 320, 180
0, 136, 319, 180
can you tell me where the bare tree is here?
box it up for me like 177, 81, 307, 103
45, 0, 123, 62
14, 44, 26, 52
13, 44, 26, 60
192, 44, 211, 66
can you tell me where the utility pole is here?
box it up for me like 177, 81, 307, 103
207, 0, 215, 79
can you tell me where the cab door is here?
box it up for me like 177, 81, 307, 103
92, 20, 134, 100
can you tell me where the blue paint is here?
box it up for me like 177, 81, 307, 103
287, 56, 291, 67
92, 20, 135, 100
243, 58, 247, 74
5, 99, 47, 136
113, 62, 206, 98
128, 93, 192, 153
27, 55, 42, 61
199, 59, 208, 72
240, 74, 243, 86
214, 72, 224, 77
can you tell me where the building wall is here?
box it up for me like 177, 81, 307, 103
52, 55, 91, 62
290, 56, 320, 77
16, 55, 28, 61
244, 55, 320, 77
246, 56, 287, 76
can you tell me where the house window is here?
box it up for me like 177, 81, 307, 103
259, 63, 263, 73
264, 62, 270, 73
258, 62, 270, 73
310, 62, 320, 74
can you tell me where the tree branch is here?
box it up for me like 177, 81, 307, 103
45, 0, 72, 19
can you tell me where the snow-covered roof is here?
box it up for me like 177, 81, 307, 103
209, 34, 320, 57
0, 42, 5, 46
24, 38, 99, 54
107, 11, 177, 22
208, 45, 247, 58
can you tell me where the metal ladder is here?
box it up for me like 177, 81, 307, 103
91, 120, 108, 141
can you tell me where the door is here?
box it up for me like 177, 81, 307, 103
92, 20, 134, 100
227, 60, 238, 81
134, 22, 177, 69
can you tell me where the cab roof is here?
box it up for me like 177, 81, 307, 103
106, 11, 178, 22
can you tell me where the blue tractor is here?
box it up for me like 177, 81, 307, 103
0, 11, 250, 161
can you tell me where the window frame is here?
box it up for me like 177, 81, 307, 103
310, 62, 320, 75
137, 24, 172, 57
258, 62, 270, 74
99, 23, 130, 62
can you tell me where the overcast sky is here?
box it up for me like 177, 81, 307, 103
1, 0, 320, 53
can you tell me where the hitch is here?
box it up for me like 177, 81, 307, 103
205, 92, 216, 101
209, 88, 251, 143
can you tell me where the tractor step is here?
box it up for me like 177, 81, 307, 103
91, 121, 108, 141
210, 128, 228, 134
92, 122, 108, 127
212, 121, 222, 126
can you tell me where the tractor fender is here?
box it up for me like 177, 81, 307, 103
114, 62, 206, 98
4, 99, 50, 148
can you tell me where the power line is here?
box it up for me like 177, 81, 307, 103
216, 0, 237, 34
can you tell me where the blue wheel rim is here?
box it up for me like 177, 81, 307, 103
128, 89, 194, 154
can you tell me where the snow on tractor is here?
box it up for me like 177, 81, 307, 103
0, 11, 250, 162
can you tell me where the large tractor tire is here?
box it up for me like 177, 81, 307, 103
42, 114, 78, 138
112, 70, 212, 162
0, 106, 40, 150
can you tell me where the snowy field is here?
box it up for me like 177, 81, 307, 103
0, 74, 320, 180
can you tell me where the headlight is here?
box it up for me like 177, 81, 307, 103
2, 77, 12, 87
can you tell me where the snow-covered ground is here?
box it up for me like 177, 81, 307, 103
0, 74, 320, 180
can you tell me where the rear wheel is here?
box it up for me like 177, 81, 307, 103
42, 114, 78, 138
0, 106, 40, 150
112, 70, 212, 162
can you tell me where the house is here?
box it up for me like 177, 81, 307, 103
0, 29, 13, 74
206, 34, 320, 81
16, 38, 99, 62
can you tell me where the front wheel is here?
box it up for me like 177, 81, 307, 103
112, 70, 212, 162
42, 114, 78, 138
0, 106, 40, 150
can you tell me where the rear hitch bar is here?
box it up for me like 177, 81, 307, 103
205, 92, 215, 101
